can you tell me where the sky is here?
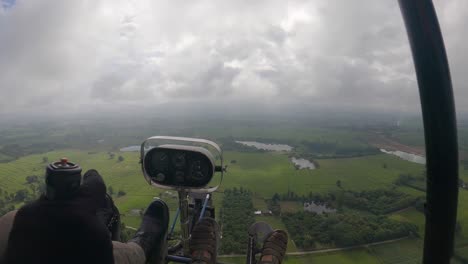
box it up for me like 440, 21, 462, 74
0, 0, 467, 116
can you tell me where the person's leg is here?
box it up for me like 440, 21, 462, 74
129, 199, 169, 264
190, 218, 220, 264
258, 230, 288, 264
113, 241, 146, 264
0, 210, 17, 262
82, 170, 169, 263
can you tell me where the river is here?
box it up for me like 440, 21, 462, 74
380, 149, 426, 164
236, 141, 316, 170
235, 141, 293, 151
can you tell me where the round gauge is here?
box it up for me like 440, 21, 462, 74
190, 159, 209, 181
152, 151, 169, 172
172, 152, 186, 168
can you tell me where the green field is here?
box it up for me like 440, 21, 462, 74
222, 151, 424, 197
368, 239, 423, 263
219, 249, 381, 264
2, 146, 468, 263
219, 239, 423, 264
389, 208, 425, 237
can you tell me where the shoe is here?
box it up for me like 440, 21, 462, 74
258, 230, 288, 264
82, 170, 121, 240
96, 194, 121, 240
81, 169, 107, 207
129, 199, 169, 263
190, 217, 219, 264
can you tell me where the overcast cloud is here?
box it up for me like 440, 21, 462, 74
0, 0, 467, 115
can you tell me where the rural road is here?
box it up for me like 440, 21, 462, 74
219, 237, 408, 258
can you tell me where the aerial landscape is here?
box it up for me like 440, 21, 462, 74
0, 113, 468, 263
2, 0, 468, 263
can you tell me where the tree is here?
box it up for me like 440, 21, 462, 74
382, 163, 387, 169
25, 175, 39, 184
109, 152, 115, 159
336, 180, 342, 188
272, 193, 281, 202
118, 156, 124, 162
108, 186, 114, 195
117, 190, 126, 197
42, 156, 48, 163
14, 189, 28, 202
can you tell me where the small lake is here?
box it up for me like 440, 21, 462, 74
120, 145, 140, 152
236, 141, 293, 151
291, 157, 316, 170
380, 149, 426, 165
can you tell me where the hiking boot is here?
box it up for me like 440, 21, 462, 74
81, 169, 107, 206
82, 170, 121, 240
129, 199, 169, 263
190, 217, 219, 264
259, 230, 288, 264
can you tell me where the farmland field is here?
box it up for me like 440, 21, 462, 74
0, 121, 467, 264
368, 239, 423, 263
389, 208, 425, 236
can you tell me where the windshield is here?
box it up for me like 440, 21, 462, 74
0, 0, 467, 263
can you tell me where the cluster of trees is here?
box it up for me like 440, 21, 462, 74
282, 212, 418, 249
270, 188, 421, 215
340, 189, 421, 215
218, 137, 269, 153
297, 140, 379, 159
271, 191, 336, 204
0, 187, 18, 216
220, 188, 255, 254
0, 142, 65, 161
268, 191, 337, 216
394, 173, 426, 192
219, 137, 379, 159
0, 175, 46, 216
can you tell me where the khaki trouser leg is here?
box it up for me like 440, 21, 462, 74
0, 210, 17, 261
113, 241, 146, 264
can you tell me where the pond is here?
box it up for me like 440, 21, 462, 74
235, 141, 293, 151
291, 157, 316, 170
380, 149, 426, 165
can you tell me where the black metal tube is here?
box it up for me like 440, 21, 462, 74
246, 236, 256, 264
398, 1, 459, 263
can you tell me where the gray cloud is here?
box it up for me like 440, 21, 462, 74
0, 0, 467, 115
